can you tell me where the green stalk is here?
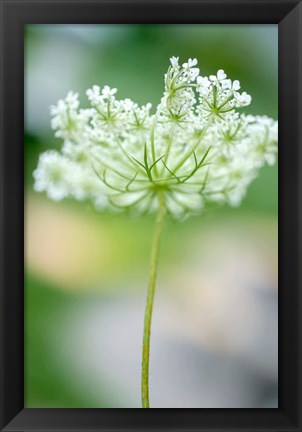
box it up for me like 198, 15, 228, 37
141, 192, 166, 408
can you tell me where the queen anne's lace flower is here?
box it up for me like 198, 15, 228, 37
33, 57, 278, 218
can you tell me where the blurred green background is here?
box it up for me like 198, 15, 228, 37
25, 24, 278, 408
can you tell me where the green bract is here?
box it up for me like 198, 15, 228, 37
33, 57, 278, 218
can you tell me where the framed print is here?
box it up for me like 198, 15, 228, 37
0, 0, 301, 431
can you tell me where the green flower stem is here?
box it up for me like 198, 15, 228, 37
141, 192, 166, 408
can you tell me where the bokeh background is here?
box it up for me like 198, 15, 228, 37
25, 24, 278, 408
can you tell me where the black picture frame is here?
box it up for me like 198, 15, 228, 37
0, 0, 301, 430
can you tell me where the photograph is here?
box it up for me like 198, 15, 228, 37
24, 24, 278, 409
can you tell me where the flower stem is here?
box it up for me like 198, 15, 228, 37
141, 192, 166, 408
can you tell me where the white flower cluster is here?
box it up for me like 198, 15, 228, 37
33, 57, 278, 218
